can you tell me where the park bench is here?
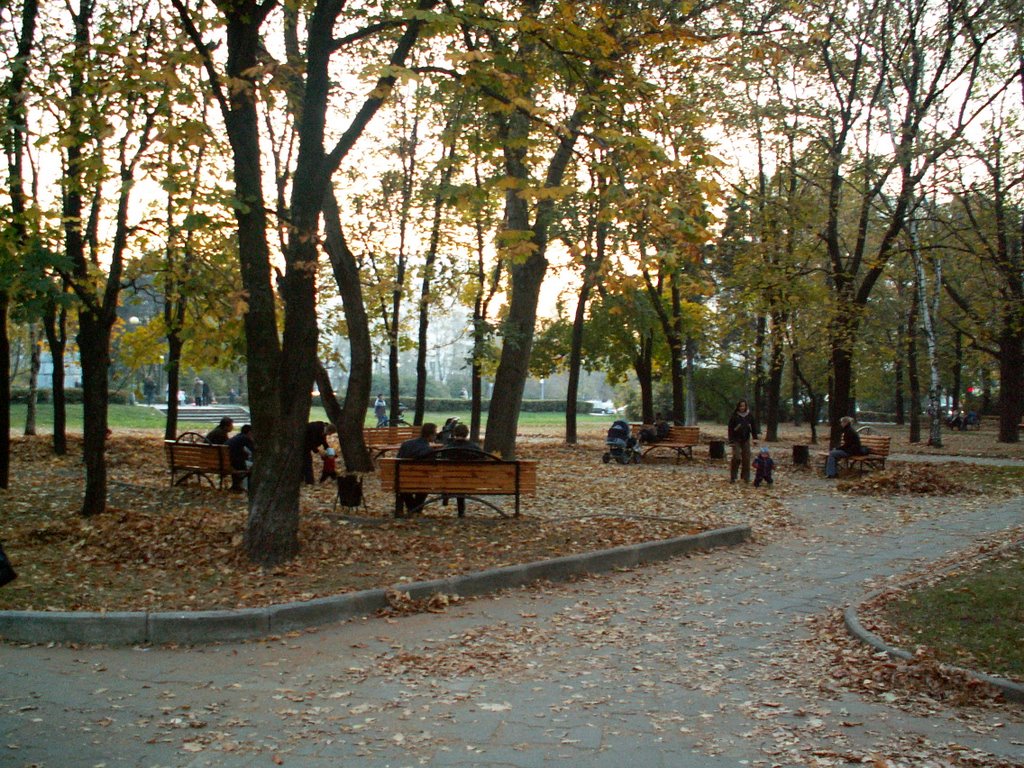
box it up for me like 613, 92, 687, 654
164, 432, 244, 489
363, 426, 420, 460
835, 434, 892, 474
636, 425, 701, 463
377, 451, 537, 518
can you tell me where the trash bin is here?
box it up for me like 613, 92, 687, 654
709, 440, 725, 459
792, 444, 809, 466
336, 474, 363, 508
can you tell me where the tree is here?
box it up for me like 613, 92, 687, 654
804, 0, 1010, 446
464, 0, 726, 458
48, 0, 170, 515
175, 0, 440, 563
0, 0, 39, 486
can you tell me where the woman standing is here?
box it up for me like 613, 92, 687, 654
727, 399, 759, 483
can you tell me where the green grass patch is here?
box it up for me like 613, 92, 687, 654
10, 404, 609, 433
880, 548, 1024, 681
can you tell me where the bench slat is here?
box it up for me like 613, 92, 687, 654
378, 459, 537, 516
837, 435, 892, 474
165, 439, 234, 488
363, 427, 419, 447
639, 425, 700, 462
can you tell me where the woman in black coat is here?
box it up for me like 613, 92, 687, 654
727, 399, 759, 483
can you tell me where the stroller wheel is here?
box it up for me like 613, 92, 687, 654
602, 452, 611, 464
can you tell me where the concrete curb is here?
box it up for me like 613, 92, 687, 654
0, 524, 751, 647
843, 602, 1024, 704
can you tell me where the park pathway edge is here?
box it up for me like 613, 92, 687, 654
844, 600, 1024, 704
0, 524, 751, 647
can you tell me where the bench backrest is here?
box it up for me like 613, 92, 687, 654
859, 435, 891, 456
378, 458, 537, 495
363, 426, 420, 447
164, 440, 231, 471
664, 425, 699, 444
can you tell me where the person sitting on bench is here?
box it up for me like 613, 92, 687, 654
825, 416, 868, 479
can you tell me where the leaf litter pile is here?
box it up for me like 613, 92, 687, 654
0, 434, 792, 613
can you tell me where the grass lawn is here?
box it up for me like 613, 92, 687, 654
9, 403, 612, 433
879, 547, 1024, 681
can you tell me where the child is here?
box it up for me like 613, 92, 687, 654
320, 447, 338, 482
753, 446, 774, 488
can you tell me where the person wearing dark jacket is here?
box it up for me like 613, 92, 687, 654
438, 423, 486, 517
303, 421, 337, 484
825, 416, 866, 478
227, 424, 254, 491
395, 423, 438, 515
205, 417, 233, 445
727, 399, 759, 483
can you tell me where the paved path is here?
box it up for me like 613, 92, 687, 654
2, 490, 1022, 768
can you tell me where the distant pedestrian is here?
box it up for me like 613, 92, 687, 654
753, 446, 774, 488
193, 377, 204, 406
202, 380, 212, 406
728, 399, 759, 483
374, 394, 387, 427
142, 376, 156, 406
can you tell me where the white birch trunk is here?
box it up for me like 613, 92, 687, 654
909, 217, 943, 448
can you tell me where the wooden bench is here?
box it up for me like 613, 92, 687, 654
164, 432, 242, 489
363, 426, 420, 460
636, 425, 700, 463
378, 452, 537, 518
836, 435, 892, 474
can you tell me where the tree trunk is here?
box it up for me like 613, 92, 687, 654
323, 190, 374, 472
907, 289, 922, 444
790, 348, 801, 427
485, 246, 547, 458
314, 360, 343, 426
684, 337, 697, 426
951, 328, 962, 410
791, 351, 818, 444
765, 312, 784, 441
910, 218, 942, 448
164, 329, 183, 441
894, 321, 905, 425
1, 0, 39, 484
829, 344, 854, 449
42, 299, 67, 455
997, 323, 1023, 443
483, 87, 584, 458
24, 323, 39, 435
77, 310, 111, 516
634, 336, 654, 423
0, 293, 8, 487
754, 313, 766, 423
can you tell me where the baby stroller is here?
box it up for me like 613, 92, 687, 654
602, 418, 640, 464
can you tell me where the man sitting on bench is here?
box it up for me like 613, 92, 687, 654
438, 423, 486, 517
396, 423, 438, 515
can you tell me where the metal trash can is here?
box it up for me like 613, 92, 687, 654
709, 440, 725, 459
792, 444, 809, 466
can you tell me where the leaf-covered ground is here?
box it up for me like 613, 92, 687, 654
1, 428, 1021, 615
0, 432, 794, 612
